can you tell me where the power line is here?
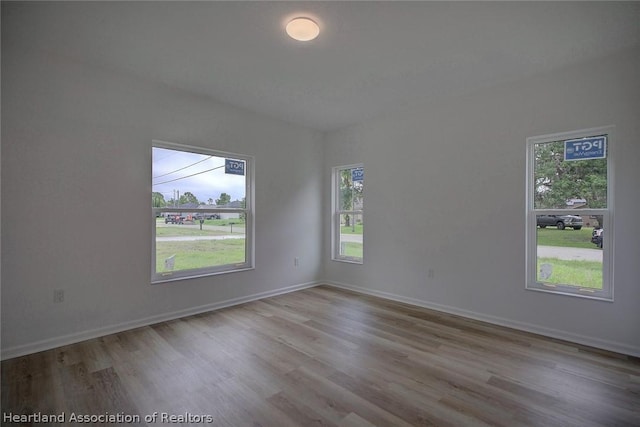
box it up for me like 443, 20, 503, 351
153, 155, 213, 179
153, 164, 225, 186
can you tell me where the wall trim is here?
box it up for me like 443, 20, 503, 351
1, 281, 320, 361
324, 280, 640, 358
5, 279, 638, 360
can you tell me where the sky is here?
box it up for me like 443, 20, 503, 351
152, 147, 246, 205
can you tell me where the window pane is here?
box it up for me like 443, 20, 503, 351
333, 164, 363, 263
527, 128, 611, 299
155, 217, 246, 274
338, 213, 363, 259
536, 224, 603, 290
338, 167, 364, 211
152, 147, 246, 209
533, 139, 607, 209
152, 143, 251, 281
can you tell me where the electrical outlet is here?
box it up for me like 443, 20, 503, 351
427, 268, 435, 279
294, 257, 300, 267
53, 289, 64, 303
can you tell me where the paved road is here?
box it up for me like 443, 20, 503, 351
336, 238, 601, 262
157, 223, 245, 242
157, 234, 245, 242
538, 245, 602, 262
158, 225, 601, 262
158, 223, 239, 232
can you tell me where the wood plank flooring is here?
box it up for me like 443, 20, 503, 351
2, 285, 639, 426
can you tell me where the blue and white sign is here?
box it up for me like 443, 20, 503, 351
225, 159, 245, 175
564, 136, 607, 161
351, 167, 364, 182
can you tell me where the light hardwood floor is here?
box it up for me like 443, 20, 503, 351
2, 285, 639, 426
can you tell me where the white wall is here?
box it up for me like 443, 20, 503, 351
1, 47, 324, 358
3, 28, 639, 359
324, 47, 640, 356
0, 11, 3, 357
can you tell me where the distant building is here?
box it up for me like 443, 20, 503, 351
565, 199, 601, 227
162, 201, 243, 221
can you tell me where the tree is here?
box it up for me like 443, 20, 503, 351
239, 197, 246, 220
340, 170, 363, 227
152, 192, 167, 208
534, 141, 607, 224
179, 191, 199, 205
215, 192, 231, 206
207, 198, 214, 205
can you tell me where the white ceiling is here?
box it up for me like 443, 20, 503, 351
4, 1, 640, 131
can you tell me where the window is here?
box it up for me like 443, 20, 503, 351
152, 141, 253, 283
332, 164, 364, 263
526, 126, 613, 300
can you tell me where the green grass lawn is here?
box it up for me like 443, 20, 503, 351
156, 239, 245, 272
203, 218, 245, 226
156, 226, 230, 237
537, 257, 602, 289
341, 224, 363, 235
536, 226, 595, 249
342, 242, 363, 259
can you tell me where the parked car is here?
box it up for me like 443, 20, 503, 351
536, 214, 583, 230
591, 228, 603, 248
165, 215, 184, 224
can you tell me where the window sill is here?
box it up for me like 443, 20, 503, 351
525, 284, 613, 302
331, 257, 363, 265
152, 266, 254, 285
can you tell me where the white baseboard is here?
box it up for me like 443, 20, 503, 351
5, 280, 638, 360
324, 280, 640, 358
1, 281, 320, 361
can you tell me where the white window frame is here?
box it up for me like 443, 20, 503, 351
332, 163, 364, 264
525, 126, 614, 301
151, 140, 254, 283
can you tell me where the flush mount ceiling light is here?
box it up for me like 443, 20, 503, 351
286, 17, 320, 41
